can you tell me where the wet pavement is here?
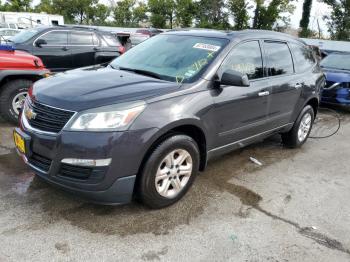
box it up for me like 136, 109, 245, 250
0, 110, 350, 261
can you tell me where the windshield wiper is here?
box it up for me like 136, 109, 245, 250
118, 67, 162, 80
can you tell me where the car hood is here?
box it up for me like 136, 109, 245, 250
323, 69, 350, 83
0, 50, 45, 70
32, 66, 181, 111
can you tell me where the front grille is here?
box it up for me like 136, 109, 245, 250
27, 100, 75, 133
58, 164, 107, 182
28, 152, 52, 172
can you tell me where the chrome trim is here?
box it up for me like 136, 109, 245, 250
22, 99, 77, 136
209, 123, 293, 153
324, 82, 341, 90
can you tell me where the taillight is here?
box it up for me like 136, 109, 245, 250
118, 46, 126, 54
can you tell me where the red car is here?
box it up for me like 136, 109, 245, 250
0, 48, 50, 123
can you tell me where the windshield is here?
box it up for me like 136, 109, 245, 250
10, 28, 41, 44
110, 34, 229, 83
321, 54, 350, 71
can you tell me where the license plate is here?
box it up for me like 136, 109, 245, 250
14, 131, 26, 154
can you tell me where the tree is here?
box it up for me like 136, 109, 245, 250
35, 0, 55, 14
132, 2, 148, 25
228, 0, 250, 30
113, 0, 135, 26
175, 0, 195, 27
299, 0, 313, 37
252, 0, 296, 30
322, 0, 350, 41
2, 0, 32, 12
90, 4, 110, 25
148, 0, 175, 28
195, 0, 229, 29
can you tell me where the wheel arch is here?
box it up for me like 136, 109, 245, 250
305, 97, 319, 117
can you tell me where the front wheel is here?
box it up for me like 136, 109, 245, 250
282, 105, 315, 148
0, 79, 32, 124
138, 135, 200, 209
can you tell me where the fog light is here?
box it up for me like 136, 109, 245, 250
61, 158, 112, 167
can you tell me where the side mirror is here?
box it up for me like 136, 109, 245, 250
35, 39, 47, 47
220, 69, 250, 87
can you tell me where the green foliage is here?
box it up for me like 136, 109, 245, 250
195, 0, 229, 29
228, 0, 250, 30
148, 0, 175, 28
175, 0, 195, 27
322, 0, 350, 41
252, 0, 296, 30
113, 0, 134, 26
2, 0, 33, 12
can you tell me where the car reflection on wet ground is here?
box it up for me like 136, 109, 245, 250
0, 110, 350, 261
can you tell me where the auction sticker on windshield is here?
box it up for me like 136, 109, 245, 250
193, 43, 221, 52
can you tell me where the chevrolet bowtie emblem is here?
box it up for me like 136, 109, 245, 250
25, 108, 37, 120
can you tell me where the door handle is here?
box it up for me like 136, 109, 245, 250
295, 83, 303, 89
62, 46, 69, 51
258, 91, 270, 97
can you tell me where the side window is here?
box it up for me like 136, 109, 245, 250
220, 41, 264, 80
289, 43, 316, 73
264, 41, 294, 76
70, 32, 94, 45
37, 31, 68, 46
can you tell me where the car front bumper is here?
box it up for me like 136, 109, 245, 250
15, 118, 158, 205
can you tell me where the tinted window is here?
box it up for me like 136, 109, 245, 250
38, 31, 68, 45
290, 43, 315, 73
70, 32, 94, 45
220, 41, 264, 80
264, 42, 294, 76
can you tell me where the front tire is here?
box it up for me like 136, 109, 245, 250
282, 105, 315, 148
0, 79, 32, 124
138, 135, 200, 209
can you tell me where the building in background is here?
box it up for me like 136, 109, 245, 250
0, 11, 64, 29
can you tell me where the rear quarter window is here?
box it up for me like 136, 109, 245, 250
290, 43, 316, 73
264, 41, 294, 76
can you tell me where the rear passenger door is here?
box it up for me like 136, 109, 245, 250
263, 41, 302, 127
212, 40, 271, 147
69, 31, 98, 68
32, 30, 71, 72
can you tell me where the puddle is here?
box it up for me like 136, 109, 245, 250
0, 124, 305, 236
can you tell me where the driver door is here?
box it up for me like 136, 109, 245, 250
32, 30, 71, 72
211, 40, 271, 148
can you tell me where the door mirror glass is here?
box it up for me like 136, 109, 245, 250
35, 38, 47, 47
220, 69, 250, 87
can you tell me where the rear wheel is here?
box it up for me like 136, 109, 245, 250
282, 105, 315, 148
138, 135, 200, 209
0, 79, 32, 124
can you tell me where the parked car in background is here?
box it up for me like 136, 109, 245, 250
9, 26, 124, 72
320, 52, 350, 108
14, 30, 323, 208
129, 33, 150, 47
0, 48, 49, 123
0, 28, 20, 43
136, 28, 163, 37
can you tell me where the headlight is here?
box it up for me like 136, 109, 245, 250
66, 101, 146, 131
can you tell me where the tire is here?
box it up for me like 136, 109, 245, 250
282, 105, 315, 148
0, 79, 32, 124
138, 134, 200, 209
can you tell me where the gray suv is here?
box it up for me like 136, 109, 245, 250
14, 30, 324, 208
